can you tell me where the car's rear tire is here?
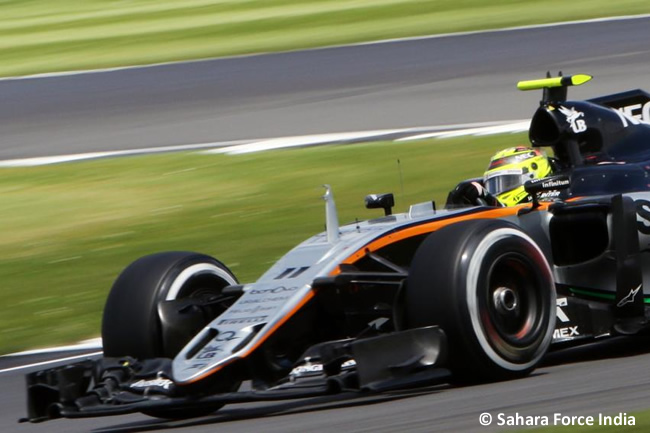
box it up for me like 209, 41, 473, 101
101, 251, 240, 419
404, 219, 555, 382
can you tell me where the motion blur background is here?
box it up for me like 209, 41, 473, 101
1, 0, 649, 357
3, 0, 649, 78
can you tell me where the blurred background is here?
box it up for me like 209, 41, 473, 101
1, 0, 649, 356
2, 2, 650, 432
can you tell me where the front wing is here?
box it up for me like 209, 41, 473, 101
22, 326, 447, 423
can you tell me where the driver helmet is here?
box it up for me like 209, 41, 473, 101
484, 147, 552, 206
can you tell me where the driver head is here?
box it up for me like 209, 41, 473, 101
484, 147, 552, 206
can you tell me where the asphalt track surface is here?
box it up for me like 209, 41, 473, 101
1, 16, 649, 160
2, 15, 650, 433
4, 340, 650, 432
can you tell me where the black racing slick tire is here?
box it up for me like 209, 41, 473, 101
102, 251, 238, 359
102, 252, 240, 419
405, 219, 555, 382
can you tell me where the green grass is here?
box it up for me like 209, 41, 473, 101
0, 134, 523, 355
1, 0, 649, 77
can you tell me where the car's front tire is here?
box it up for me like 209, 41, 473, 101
102, 251, 240, 419
102, 251, 238, 359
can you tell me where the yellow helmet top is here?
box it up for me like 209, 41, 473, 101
484, 147, 552, 207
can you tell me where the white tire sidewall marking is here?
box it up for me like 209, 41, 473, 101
166, 263, 237, 301
466, 227, 556, 371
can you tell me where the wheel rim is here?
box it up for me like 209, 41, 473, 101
482, 253, 543, 351
466, 228, 554, 371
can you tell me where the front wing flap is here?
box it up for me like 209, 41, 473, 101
22, 326, 448, 423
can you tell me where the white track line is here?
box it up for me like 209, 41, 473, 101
0, 351, 103, 374
210, 121, 530, 155
0, 120, 530, 166
397, 120, 530, 141
205, 129, 405, 155
0, 139, 251, 167
0, 14, 648, 82
2, 338, 103, 357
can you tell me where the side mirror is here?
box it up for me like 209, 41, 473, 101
365, 193, 395, 216
520, 175, 570, 215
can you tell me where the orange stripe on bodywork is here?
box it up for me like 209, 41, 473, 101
331, 203, 551, 275
183, 290, 316, 384
183, 201, 559, 384
240, 290, 315, 356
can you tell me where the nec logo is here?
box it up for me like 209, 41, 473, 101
616, 102, 650, 127
621, 102, 650, 123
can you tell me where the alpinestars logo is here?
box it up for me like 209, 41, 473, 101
559, 106, 587, 133
617, 284, 642, 307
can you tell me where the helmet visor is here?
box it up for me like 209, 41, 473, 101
485, 171, 527, 196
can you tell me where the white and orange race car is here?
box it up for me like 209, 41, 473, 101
23, 75, 650, 423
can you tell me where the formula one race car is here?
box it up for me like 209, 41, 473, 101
22, 74, 650, 423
